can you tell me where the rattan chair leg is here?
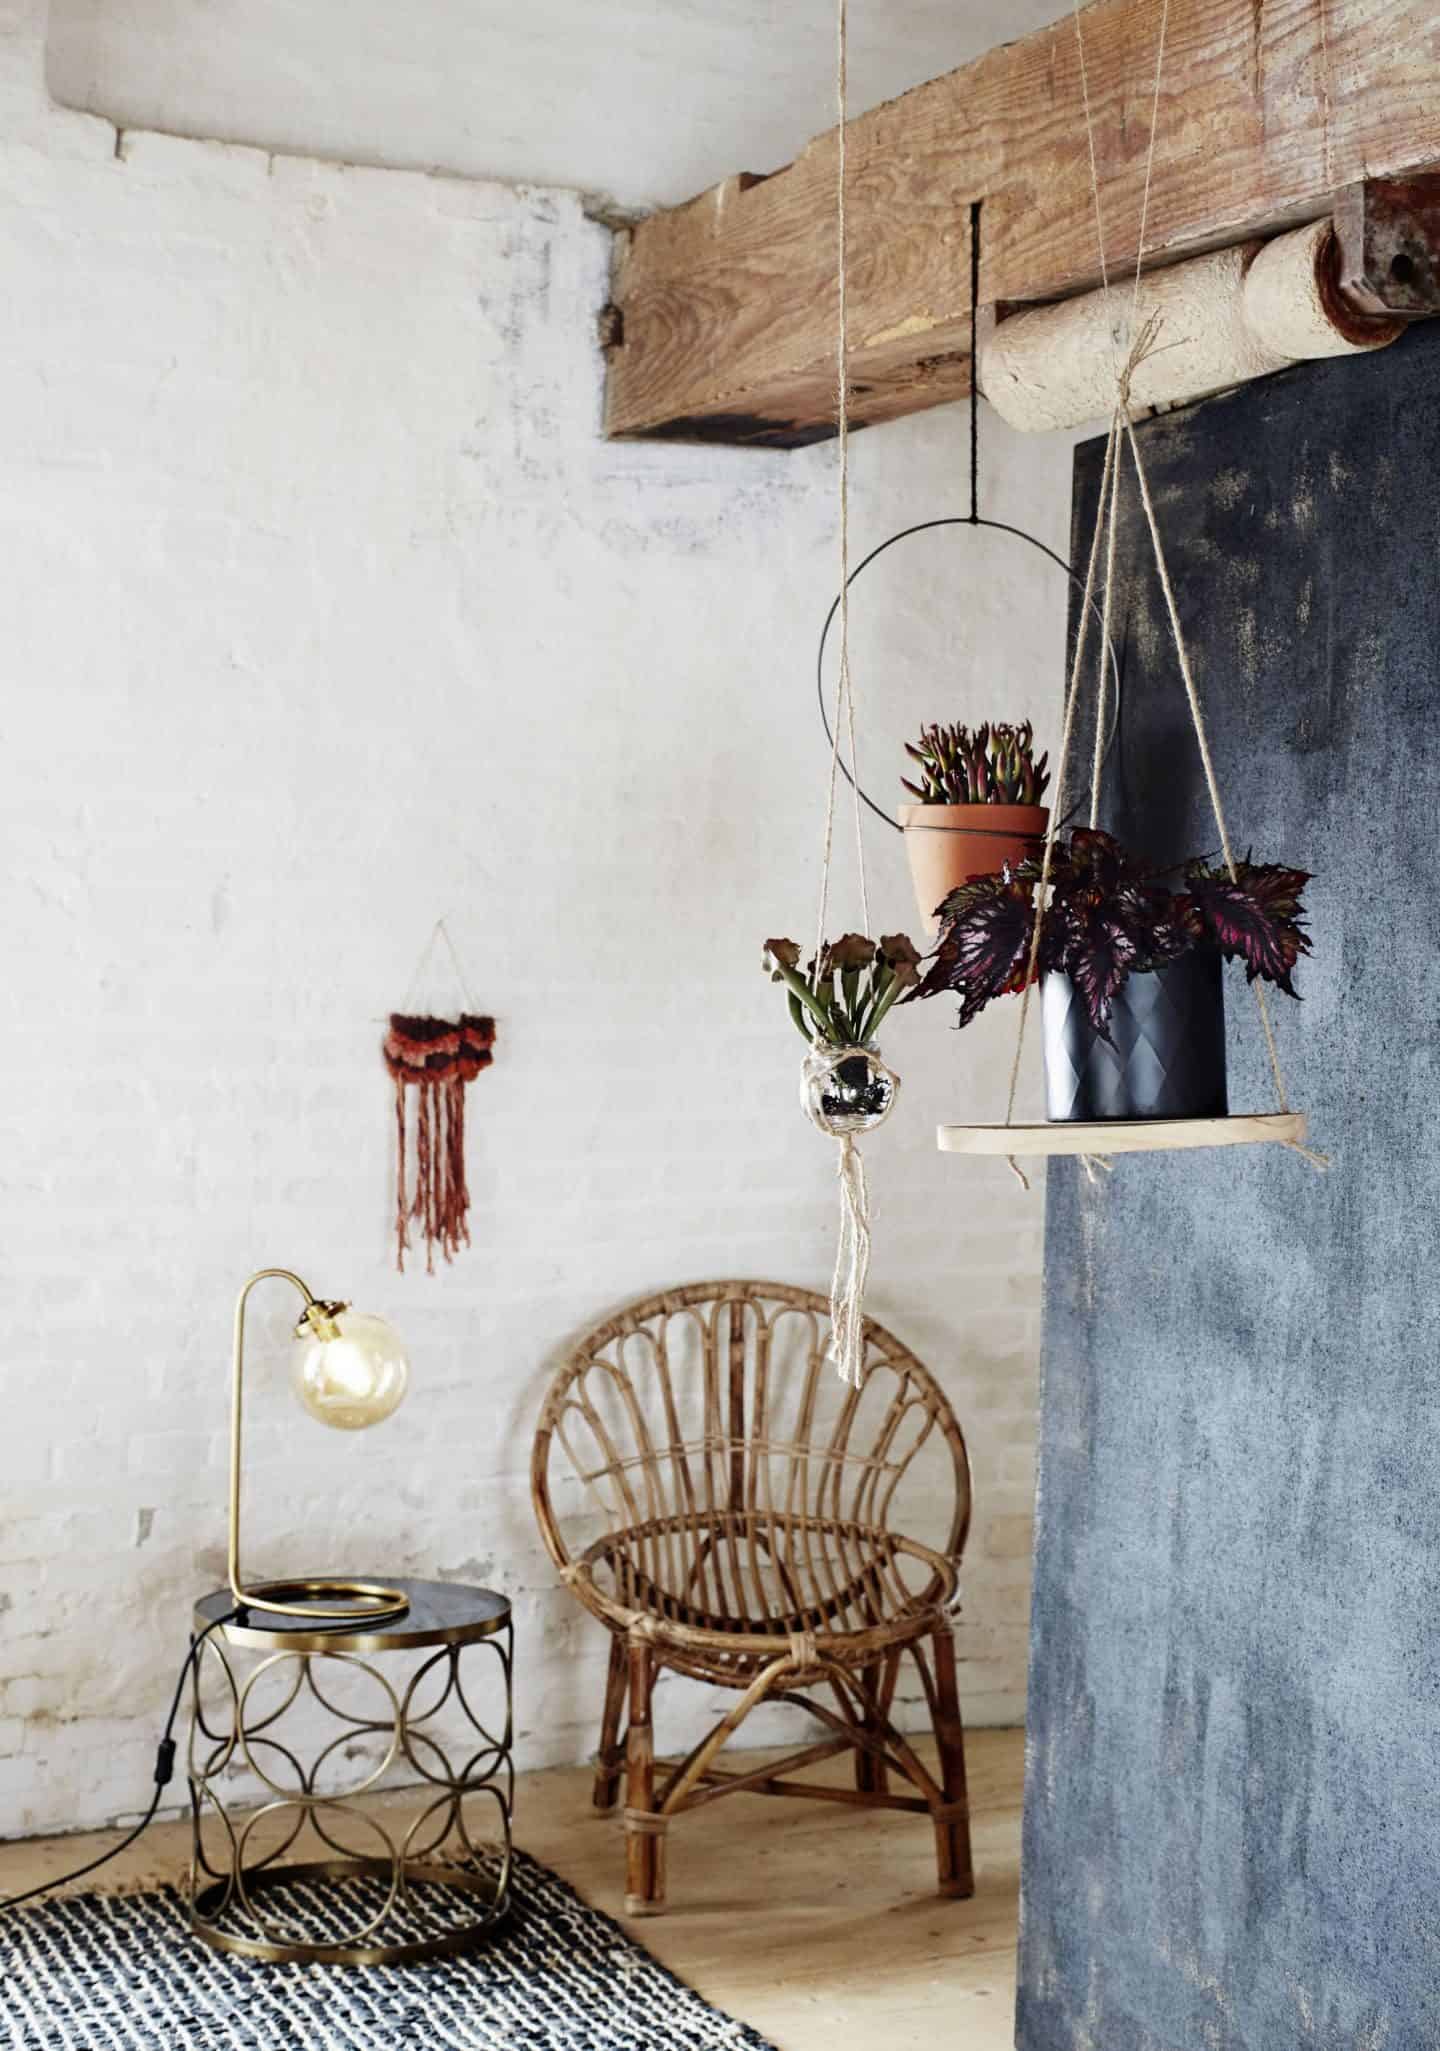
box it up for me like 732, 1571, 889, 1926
624, 1634, 665, 1914
594, 1632, 628, 1812
853, 1650, 901, 1795
929, 1622, 974, 1899
659, 1654, 794, 1815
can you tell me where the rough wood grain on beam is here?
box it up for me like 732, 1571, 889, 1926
606, 0, 1440, 448
606, 155, 976, 448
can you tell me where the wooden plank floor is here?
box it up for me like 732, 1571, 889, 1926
0, 1728, 1024, 2049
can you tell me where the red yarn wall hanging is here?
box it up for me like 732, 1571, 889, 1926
384, 1014, 495, 1272
383, 922, 495, 1273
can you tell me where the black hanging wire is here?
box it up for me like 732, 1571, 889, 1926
969, 197, 982, 525
815, 198, 1121, 833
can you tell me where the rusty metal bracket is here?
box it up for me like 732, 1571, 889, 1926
1335, 173, 1440, 318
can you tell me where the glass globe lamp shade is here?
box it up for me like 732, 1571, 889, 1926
290, 1307, 410, 1431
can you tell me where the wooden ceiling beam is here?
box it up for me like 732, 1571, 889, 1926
602, 0, 1440, 448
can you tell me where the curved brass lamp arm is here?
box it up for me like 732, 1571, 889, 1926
228, 1268, 408, 1625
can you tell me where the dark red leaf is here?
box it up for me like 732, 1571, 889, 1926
1056, 917, 1141, 1039
911, 874, 1037, 1027
908, 829, 1314, 1032
1064, 828, 1135, 892
1181, 862, 1312, 992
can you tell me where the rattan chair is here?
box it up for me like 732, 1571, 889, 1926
532, 1280, 974, 1913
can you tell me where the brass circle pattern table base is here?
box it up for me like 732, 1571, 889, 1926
187, 1578, 513, 1967
190, 1858, 509, 1968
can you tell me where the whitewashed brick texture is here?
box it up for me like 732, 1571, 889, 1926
0, 10, 1074, 1837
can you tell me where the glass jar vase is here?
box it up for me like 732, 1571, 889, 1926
800, 1042, 899, 1137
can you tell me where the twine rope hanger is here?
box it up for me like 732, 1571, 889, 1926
368, 916, 479, 1026
814, 0, 870, 965
808, 0, 879, 1388
999, 0, 1325, 1184
401, 916, 479, 1016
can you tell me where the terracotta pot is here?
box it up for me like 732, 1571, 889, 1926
899, 803, 1049, 932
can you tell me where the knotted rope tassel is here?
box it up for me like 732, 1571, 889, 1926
829, 1135, 872, 1387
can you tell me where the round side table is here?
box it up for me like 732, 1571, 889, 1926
186, 1578, 513, 1966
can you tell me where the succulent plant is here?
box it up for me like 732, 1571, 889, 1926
902, 719, 1051, 807
764, 932, 922, 1047
908, 827, 1312, 1039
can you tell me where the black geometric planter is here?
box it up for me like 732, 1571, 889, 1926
1041, 952, 1229, 1121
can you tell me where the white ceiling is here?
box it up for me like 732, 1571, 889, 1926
46, 1, 1067, 213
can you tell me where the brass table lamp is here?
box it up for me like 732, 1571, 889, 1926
229, 1267, 411, 1624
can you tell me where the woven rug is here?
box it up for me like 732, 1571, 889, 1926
1, 1852, 775, 2049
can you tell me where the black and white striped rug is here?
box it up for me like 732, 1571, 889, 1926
1, 1853, 774, 2048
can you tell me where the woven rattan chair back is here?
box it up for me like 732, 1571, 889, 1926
533, 1282, 977, 1913
533, 1281, 972, 1672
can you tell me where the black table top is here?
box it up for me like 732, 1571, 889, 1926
193, 1578, 510, 1654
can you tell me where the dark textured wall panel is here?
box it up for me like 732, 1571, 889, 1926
1019, 321, 1440, 2051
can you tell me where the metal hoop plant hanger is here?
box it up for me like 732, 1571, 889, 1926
815, 203, 1120, 834
815, 520, 1122, 834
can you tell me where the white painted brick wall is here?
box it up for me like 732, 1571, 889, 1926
0, 15, 1072, 1839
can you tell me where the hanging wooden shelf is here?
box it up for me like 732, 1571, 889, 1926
936, 1112, 1307, 1158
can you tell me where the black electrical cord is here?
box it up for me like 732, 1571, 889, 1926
0, 1609, 242, 1915
1, 1599, 387, 1916
0, 1600, 381, 1915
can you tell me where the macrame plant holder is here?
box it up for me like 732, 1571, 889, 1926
798, 0, 899, 1387
384, 922, 496, 1273
938, 0, 1323, 1181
